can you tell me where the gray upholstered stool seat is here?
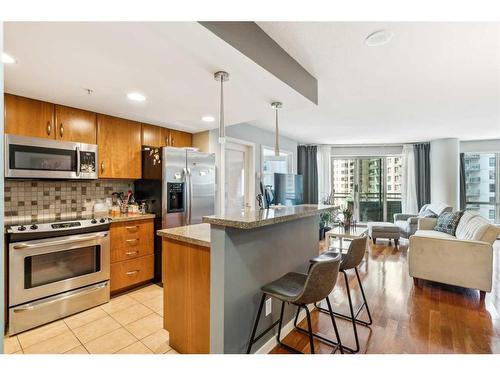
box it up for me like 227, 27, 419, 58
367, 221, 400, 247
261, 272, 307, 302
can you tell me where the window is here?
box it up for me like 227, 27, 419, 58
331, 156, 402, 222
261, 146, 293, 189
464, 153, 498, 223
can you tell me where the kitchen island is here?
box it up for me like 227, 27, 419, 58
157, 204, 336, 354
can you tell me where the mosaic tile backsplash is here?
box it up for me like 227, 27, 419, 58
4, 179, 134, 226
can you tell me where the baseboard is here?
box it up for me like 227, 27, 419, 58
254, 303, 314, 354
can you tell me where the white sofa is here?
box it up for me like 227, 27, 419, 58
408, 211, 500, 298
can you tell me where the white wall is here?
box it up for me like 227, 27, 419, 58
460, 139, 500, 153
430, 138, 460, 209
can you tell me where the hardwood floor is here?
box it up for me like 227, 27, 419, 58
270, 239, 500, 354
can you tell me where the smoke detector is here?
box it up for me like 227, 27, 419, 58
365, 30, 393, 47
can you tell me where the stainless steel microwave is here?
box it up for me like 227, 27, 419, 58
5, 134, 98, 179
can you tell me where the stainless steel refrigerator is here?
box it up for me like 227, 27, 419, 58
162, 147, 216, 229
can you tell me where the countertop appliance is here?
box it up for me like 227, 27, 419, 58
5, 134, 98, 179
134, 146, 215, 283
6, 218, 111, 335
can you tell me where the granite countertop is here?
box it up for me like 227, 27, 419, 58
202, 204, 338, 230
110, 213, 156, 223
157, 223, 210, 247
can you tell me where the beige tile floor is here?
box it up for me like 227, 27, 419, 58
3, 283, 179, 355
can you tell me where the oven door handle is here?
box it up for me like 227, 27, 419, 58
76, 146, 81, 177
13, 233, 108, 250
12, 281, 109, 313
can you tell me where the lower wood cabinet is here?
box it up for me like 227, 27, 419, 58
110, 219, 154, 293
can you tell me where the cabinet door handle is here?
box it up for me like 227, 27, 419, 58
171, 134, 174, 146
125, 251, 139, 256
47, 122, 52, 136
125, 225, 139, 231
126, 239, 139, 244
59, 123, 64, 138
126, 270, 139, 276
165, 135, 169, 146
100, 162, 104, 174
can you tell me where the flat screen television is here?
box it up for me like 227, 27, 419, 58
273, 173, 304, 206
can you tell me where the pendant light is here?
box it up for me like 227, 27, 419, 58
214, 71, 229, 144
271, 102, 282, 156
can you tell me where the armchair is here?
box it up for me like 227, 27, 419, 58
393, 203, 452, 239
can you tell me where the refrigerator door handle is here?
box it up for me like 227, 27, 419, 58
183, 167, 189, 226
187, 167, 193, 225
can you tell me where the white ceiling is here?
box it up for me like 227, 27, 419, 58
4, 22, 500, 144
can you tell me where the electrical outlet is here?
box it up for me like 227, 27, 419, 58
265, 298, 272, 316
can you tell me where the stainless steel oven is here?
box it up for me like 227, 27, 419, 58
7, 219, 111, 335
5, 134, 98, 179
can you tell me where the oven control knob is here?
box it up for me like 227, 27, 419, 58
91, 219, 97, 224
18, 225, 26, 231
99, 218, 106, 223
30, 224, 38, 230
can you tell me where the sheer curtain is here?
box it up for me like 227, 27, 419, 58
402, 144, 418, 214
317, 145, 332, 204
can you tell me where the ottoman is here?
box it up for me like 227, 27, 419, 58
367, 222, 400, 247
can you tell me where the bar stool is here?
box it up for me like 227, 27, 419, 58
299, 235, 372, 353
246, 255, 344, 354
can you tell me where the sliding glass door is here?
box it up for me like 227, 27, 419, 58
332, 156, 402, 223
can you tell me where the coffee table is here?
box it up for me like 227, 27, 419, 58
325, 226, 368, 250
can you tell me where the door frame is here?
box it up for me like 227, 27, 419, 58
220, 137, 256, 214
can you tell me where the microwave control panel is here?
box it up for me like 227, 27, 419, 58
80, 151, 96, 173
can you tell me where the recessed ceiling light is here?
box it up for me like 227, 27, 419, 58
2, 52, 16, 64
365, 30, 393, 47
127, 92, 146, 102
202, 116, 215, 122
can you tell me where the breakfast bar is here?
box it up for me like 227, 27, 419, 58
157, 204, 336, 354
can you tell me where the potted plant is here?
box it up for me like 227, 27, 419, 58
319, 211, 333, 240
342, 207, 353, 230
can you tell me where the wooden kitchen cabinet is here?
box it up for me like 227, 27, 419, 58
110, 219, 155, 293
141, 123, 167, 148
4, 94, 55, 139
168, 129, 192, 148
55, 105, 96, 144
97, 114, 142, 179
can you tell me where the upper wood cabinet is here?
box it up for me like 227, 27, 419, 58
97, 114, 142, 179
142, 123, 193, 148
168, 129, 193, 148
4, 94, 55, 139
141, 123, 168, 148
55, 105, 97, 144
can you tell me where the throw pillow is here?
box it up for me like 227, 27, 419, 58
434, 211, 464, 236
418, 209, 437, 219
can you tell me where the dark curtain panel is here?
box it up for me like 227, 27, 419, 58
414, 143, 431, 209
297, 145, 318, 204
459, 152, 466, 210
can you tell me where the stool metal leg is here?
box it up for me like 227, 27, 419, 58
325, 297, 344, 354
246, 293, 267, 354
314, 267, 372, 327
304, 305, 315, 354
355, 268, 372, 325
342, 269, 360, 353
292, 303, 344, 354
